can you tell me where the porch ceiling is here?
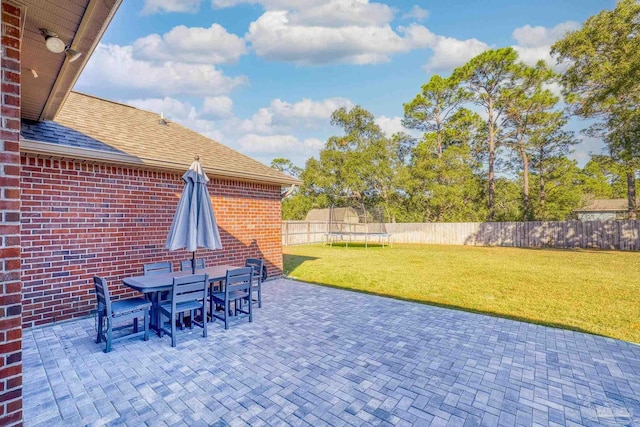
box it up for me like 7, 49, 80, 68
20, 0, 121, 121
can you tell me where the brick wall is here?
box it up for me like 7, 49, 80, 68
0, 1, 23, 425
20, 155, 284, 328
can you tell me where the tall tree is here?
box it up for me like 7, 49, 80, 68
502, 61, 558, 219
403, 74, 468, 157
305, 106, 404, 221
408, 108, 486, 222
453, 47, 519, 220
552, 0, 640, 218
581, 155, 628, 199
528, 114, 578, 218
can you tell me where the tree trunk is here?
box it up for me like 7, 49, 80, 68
435, 104, 443, 158
539, 165, 546, 219
627, 171, 637, 219
520, 140, 530, 220
487, 99, 495, 221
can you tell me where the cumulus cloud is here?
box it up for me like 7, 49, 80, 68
132, 24, 247, 64
239, 97, 354, 133
237, 134, 324, 154
269, 98, 354, 123
201, 96, 234, 119
511, 21, 580, 68
246, 11, 432, 65
76, 44, 247, 97
375, 116, 406, 137
141, 0, 202, 14
404, 24, 489, 71
402, 5, 429, 21
126, 97, 197, 121
214, 0, 392, 25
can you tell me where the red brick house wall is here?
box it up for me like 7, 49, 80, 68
1, 1, 23, 425
20, 155, 284, 328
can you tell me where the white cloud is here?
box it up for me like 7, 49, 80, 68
239, 97, 354, 133
375, 116, 406, 137
269, 98, 354, 123
237, 134, 324, 154
403, 5, 429, 21
214, 0, 392, 25
201, 96, 234, 119
511, 21, 580, 68
132, 24, 247, 64
246, 11, 432, 65
126, 97, 197, 121
77, 44, 247, 97
415, 27, 489, 70
141, 0, 202, 14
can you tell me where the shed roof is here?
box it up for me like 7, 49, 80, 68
575, 199, 639, 212
20, 92, 300, 186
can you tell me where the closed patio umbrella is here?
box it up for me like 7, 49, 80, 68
165, 156, 222, 273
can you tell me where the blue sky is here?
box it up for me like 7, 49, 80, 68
75, 0, 615, 168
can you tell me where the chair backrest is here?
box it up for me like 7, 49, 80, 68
244, 258, 265, 283
93, 276, 112, 317
225, 267, 253, 296
180, 258, 205, 271
172, 274, 208, 305
144, 261, 173, 275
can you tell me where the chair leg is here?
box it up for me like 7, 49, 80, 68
105, 318, 113, 353
258, 282, 262, 308
202, 305, 208, 338
171, 312, 177, 347
249, 295, 253, 323
224, 301, 229, 330
144, 308, 150, 341
96, 312, 103, 344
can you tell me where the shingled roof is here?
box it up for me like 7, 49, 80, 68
575, 198, 639, 212
20, 92, 300, 186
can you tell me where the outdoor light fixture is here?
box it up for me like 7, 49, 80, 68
65, 47, 82, 63
40, 28, 83, 62
41, 29, 66, 53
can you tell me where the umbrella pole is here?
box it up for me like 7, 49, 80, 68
192, 251, 197, 274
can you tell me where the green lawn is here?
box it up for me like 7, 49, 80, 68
283, 243, 640, 343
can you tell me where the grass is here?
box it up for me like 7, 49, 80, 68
283, 243, 640, 343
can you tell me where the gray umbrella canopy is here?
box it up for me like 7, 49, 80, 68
165, 159, 222, 270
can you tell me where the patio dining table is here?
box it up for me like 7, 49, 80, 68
122, 264, 240, 333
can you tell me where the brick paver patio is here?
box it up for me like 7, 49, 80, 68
24, 278, 640, 426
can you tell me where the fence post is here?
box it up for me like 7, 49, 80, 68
307, 221, 310, 244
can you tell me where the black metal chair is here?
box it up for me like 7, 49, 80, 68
210, 267, 253, 330
93, 276, 151, 353
158, 274, 209, 347
245, 258, 266, 308
180, 258, 205, 272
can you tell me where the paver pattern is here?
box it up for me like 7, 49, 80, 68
23, 279, 640, 426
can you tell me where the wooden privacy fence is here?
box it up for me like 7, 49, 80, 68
282, 220, 640, 251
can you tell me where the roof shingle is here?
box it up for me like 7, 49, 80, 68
20, 92, 299, 186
